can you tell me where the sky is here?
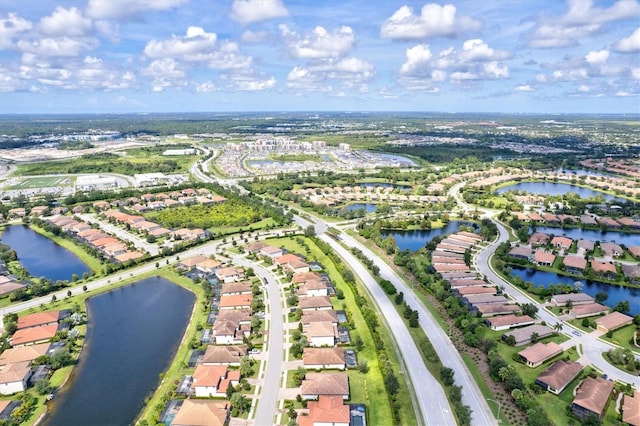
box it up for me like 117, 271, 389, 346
0, 0, 639, 114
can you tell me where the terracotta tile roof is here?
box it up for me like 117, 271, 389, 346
299, 296, 332, 310
0, 343, 50, 366
518, 342, 563, 365
0, 361, 30, 385
193, 364, 228, 387
298, 395, 350, 426
220, 281, 252, 295
201, 345, 246, 364
305, 322, 338, 339
180, 255, 209, 268
172, 400, 229, 426
486, 314, 534, 328
301, 373, 349, 397
623, 391, 640, 426
534, 250, 555, 264
572, 377, 614, 417
301, 310, 338, 325
276, 253, 303, 265
563, 254, 587, 270
17, 311, 60, 330
595, 311, 633, 332
218, 294, 253, 308
591, 260, 617, 275
114, 251, 144, 263
303, 347, 345, 367
11, 324, 59, 346
570, 303, 609, 317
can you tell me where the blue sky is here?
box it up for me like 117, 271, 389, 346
0, 0, 638, 113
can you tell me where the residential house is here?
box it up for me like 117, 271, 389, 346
245, 241, 268, 254
171, 399, 230, 426
501, 324, 554, 347
571, 377, 613, 419
0, 343, 50, 366
509, 246, 532, 261
452, 286, 496, 297
628, 246, 640, 259
600, 242, 623, 258
590, 260, 617, 278
298, 396, 350, 426
543, 213, 561, 224
569, 303, 610, 319
7, 208, 26, 219
462, 294, 508, 307
218, 294, 253, 311
299, 296, 333, 311
114, 251, 143, 263
563, 255, 587, 273
259, 245, 284, 259
17, 310, 68, 330
215, 267, 243, 284
595, 311, 633, 333
529, 232, 550, 246
305, 322, 338, 347
219, 281, 252, 296
0, 362, 31, 395
617, 217, 640, 230
0, 400, 21, 421
297, 280, 329, 298
201, 345, 246, 367
622, 264, 640, 283
519, 342, 563, 368
623, 391, 640, 426
550, 293, 594, 307
551, 236, 572, 251
303, 347, 346, 370
485, 315, 535, 331
580, 215, 598, 226
535, 360, 583, 395
301, 373, 350, 400
30, 206, 48, 217
192, 365, 240, 398
534, 250, 555, 267
577, 239, 595, 254
474, 303, 521, 317
596, 217, 620, 228
11, 324, 60, 347
301, 310, 338, 327
177, 255, 209, 271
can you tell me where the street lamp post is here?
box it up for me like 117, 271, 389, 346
487, 398, 501, 423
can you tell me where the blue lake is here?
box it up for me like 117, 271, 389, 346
44, 277, 195, 426
497, 181, 623, 202
510, 267, 639, 316
345, 203, 377, 213
1, 225, 91, 281
382, 221, 475, 252
529, 226, 640, 247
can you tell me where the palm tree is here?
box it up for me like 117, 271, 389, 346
553, 322, 563, 334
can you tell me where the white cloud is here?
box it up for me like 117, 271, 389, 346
381, 3, 481, 40
196, 81, 217, 93
614, 27, 640, 52
401, 44, 432, 74
141, 58, 187, 92
223, 74, 277, 91
286, 57, 374, 92
230, 0, 289, 24
144, 27, 252, 70
483, 62, 509, 79
0, 13, 32, 50
585, 50, 609, 66
515, 84, 534, 92
459, 39, 510, 62
281, 25, 355, 59
17, 37, 99, 58
241, 30, 269, 43
86, 0, 189, 19
528, 0, 640, 48
39, 7, 92, 37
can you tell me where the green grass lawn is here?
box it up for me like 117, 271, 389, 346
7, 175, 74, 189
266, 236, 412, 426
600, 324, 639, 352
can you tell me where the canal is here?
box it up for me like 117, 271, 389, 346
497, 181, 624, 202
382, 221, 476, 252
44, 277, 195, 426
510, 267, 640, 316
1, 225, 90, 281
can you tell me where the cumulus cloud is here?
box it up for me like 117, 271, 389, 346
196, 81, 217, 93
222, 73, 277, 91
144, 27, 252, 69
515, 84, 534, 92
39, 7, 92, 37
280, 25, 355, 59
381, 3, 481, 40
0, 13, 33, 50
17, 37, 99, 58
141, 58, 187, 92
399, 39, 509, 89
230, 0, 288, 24
86, 0, 189, 19
286, 57, 374, 92
614, 27, 640, 52
528, 0, 640, 48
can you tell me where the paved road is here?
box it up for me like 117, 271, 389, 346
318, 233, 454, 426
232, 256, 284, 425
335, 230, 497, 426
77, 213, 161, 256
